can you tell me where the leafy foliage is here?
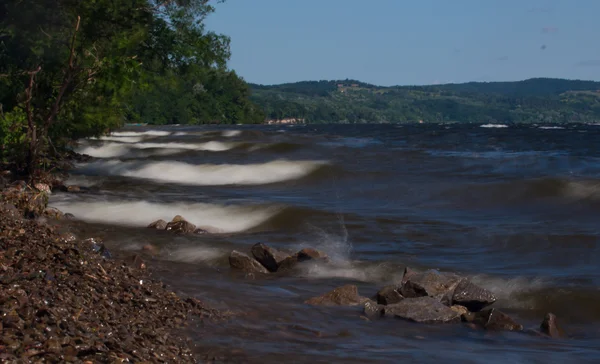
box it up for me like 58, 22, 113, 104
0, 0, 262, 178
250, 78, 600, 124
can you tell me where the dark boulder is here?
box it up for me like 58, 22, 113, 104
251, 243, 289, 272
400, 269, 462, 304
63, 213, 76, 220
383, 296, 462, 323
165, 220, 196, 234
376, 285, 404, 305
363, 300, 384, 319
305, 285, 369, 306
147, 219, 168, 230
229, 250, 268, 274
540, 313, 564, 338
463, 308, 523, 331
66, 185, 81, 193
452, 279, 496, 311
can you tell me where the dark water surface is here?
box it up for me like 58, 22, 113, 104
50, 123, 600, 362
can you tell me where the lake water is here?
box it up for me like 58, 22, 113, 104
50, 123, 600, 363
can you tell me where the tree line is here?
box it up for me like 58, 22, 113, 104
0, 0, 264, 180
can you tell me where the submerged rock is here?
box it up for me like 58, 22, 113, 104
383, 296, 461, 324
229, 250, 268, 274
251, 243, 289, 272
452, 279, 496, 312
463, 308, 523, 331
305, 285, 369, 306
540, 313, 564, 338
147, 219, 168, 230
400, 269, 462, 304
44, 207, 64, 220
376, 285, 404, 305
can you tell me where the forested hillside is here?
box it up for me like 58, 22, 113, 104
250, 78, 600, 124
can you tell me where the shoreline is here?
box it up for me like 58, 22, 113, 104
0, 162, 225, 362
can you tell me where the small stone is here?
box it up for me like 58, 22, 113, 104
165, 220, 196, 234
450, 305, 469, 316
66, 185, 81, 193
64, 212, 76, 220
376, 285, 404, 305
540, 313, 564, 338
125, 255, 146, 269
383, 296, 461, 324
147, 219, 168, 230
363, 300, 384, 319
229, 250, 268, 273
304, 285, 369, 306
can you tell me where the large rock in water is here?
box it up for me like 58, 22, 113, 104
540, 313, 564, 338
251, 243, 289, 272
305, 285, 368, 306
229, 250, 268, 274
400, 269, 462, 304
463, 308, 523, 331
383, 296, 461, 324
376, 285, 404, 305
452, 279, 496, 311
363, 300, 385, 319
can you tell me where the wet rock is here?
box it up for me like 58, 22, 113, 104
452, 279, 496, 312
147, 219, 168, 230
540, 313, 564, 338
450, 305, 469, 316
400, 269, 462, 304
277, 248, 328, 271
251, 243, 289, 272
464, 308, 523, 331
363, 300, 384, 319
194, 228, 209, 234
229, 250, 268, 274
298, 248, 328, 262
44, 207, 64, 219
165, 220, 196, 234
305, 285, 368, 306
171, 215, 186, 223
383, 296, 461, 324
64, 212, 76, 220
401, 267, 417, 284
66, 185, 81, 193
125, 255, 146, 269
376, 285, 404, 305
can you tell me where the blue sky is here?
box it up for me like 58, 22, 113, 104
205, 0, 600, 86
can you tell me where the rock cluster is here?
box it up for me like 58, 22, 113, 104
148, 216, 208, 235
306, 267, 565, 338
228, 243, 329, 274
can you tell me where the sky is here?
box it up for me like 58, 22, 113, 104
205, 0, 600, 86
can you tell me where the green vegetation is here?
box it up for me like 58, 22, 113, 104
250, 78, 600, 124
0, 0, 263, 180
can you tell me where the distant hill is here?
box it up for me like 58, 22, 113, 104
249, 78, 600, 123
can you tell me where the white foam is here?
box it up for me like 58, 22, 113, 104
77, 141, 237, 158
49, 200, 282, 233
94, 136, 144, 143
222, 130, 242, 137
538, 126, 565, 130
470, 275, 549, 309
77, 159, 328, 186
300, 261, 402, 283
110, 130, 171, 137
480, 124, 508, 128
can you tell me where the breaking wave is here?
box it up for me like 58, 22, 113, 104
76, 159, 330, 185
49, 200, 283, 233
